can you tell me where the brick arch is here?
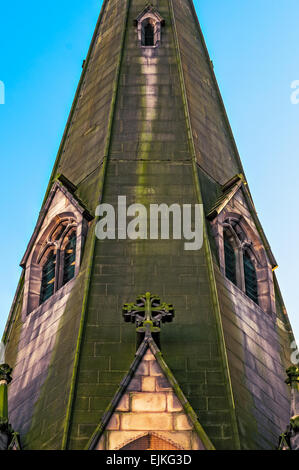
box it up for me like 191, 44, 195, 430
120, 433, 182, 451
223, 211, 267, 267
32, 212, 77, 265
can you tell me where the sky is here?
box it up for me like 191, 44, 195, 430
0, 0, 298, 343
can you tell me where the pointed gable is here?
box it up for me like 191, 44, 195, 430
208, 174, 277, 269
135, 4, 164, 24
88, 339, 214, 451
18, 175, 92, 317
207, 175, 277, 314
20, 175, 92, 269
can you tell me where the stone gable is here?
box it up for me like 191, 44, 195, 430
95, 347, 205, 450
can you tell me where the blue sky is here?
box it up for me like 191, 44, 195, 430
0, 0, 298, 343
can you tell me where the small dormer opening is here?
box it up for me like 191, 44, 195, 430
136, 6, 164, 48
143, 20, 154, 46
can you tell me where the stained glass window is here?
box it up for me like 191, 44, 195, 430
224, 233, 237, 286
63, 231, 77, 286
40, 250, 56, 304
39, 224, 77, 306
244, 251, 258, 304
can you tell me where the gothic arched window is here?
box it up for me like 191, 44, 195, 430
38, 220, 78, 306
40, 250, 56, 304
244, 251, 258, 304
221, 218, 261, 307
21, 180, 92, 317
224, 232, 237, 286
63, 231, 77, 286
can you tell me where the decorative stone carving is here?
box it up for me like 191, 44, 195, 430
123, 292, 174, 338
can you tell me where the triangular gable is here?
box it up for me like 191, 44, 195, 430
20, 175, 92, 268
135, 4, 165, 24
207, 175, 243, 220
87, 337, 214, 451
207, 174, 277, 269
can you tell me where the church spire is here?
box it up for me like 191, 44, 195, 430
2, 0, 296, 450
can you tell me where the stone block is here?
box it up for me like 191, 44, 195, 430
116, 394, 130, 412
207, 397, 229, 411
142, 376, 156, 392
174, 414, 193, 431
106, 414, 120, 431
131, 392, 167, 412
127, 377, 142, 392
167, 394, 183, 412
121, 413, 173, 431
149, 361, 163, 377
143, 349, 155, 361
156, 376, 172, 391
135, 361, 149, 376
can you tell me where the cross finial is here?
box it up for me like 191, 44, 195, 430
123, 292, 174, 339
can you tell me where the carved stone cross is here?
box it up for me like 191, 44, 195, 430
123, 292, 174, 338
